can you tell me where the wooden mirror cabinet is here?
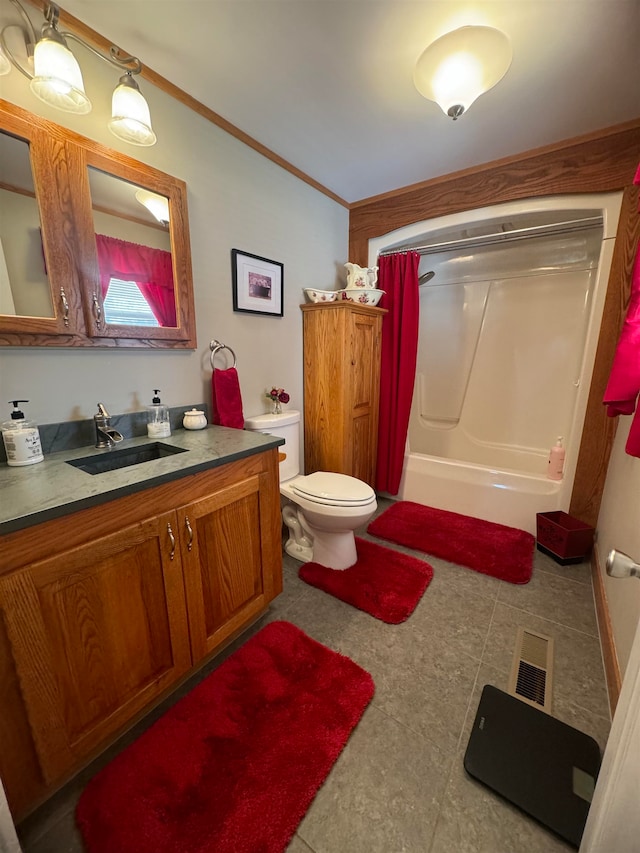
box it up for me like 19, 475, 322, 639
0, 99, 196, 347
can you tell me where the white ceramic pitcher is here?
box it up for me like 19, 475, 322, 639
345, 263, 379, 289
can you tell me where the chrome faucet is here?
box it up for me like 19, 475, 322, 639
94, 403, 124, 449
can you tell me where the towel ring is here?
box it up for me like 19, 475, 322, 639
209, 339, 237, 369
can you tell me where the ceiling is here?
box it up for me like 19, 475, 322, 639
52, 2, 640, 203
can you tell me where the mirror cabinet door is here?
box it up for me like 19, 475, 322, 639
73, 148, 195, 344
0, 117, 84, 343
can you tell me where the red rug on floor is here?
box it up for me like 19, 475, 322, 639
299, 536, 434, 623
76, 621, 374, 853
367, 501, 534, 584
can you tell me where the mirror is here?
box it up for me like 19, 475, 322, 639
0, 99, 196, 348
87, 168, 176, 328
0, 130, 54, 318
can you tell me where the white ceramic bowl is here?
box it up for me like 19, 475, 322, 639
303, 288, 339, 303
337, 288, 385, 307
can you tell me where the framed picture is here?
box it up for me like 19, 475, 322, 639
231, 249, 284, 317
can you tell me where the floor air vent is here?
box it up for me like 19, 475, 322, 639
507, 627, 554, 713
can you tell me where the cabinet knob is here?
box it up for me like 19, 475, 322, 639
167, 522, 176, 560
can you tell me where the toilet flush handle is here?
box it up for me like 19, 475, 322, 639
606, 549, 640, 579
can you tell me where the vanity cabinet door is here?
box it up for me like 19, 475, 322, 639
179, 461, 283, 663
0, 511, 191, 784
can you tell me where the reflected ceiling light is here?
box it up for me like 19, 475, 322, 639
1, 0, 157, 145
135, 189, 170, 225
414, 25, 512, 120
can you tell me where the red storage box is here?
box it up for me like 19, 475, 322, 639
536, 511, 595, 565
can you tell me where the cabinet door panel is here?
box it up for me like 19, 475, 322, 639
352, 412, 374, 484
181, 475, 271, 662
351, 315, 376, 409
0, 512, 191, 782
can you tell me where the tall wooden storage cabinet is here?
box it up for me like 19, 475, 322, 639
301, 301, 386, 487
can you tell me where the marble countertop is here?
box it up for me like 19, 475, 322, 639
0, 426, 284, 536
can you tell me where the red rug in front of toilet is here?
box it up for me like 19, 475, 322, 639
299, 537, 434, 623
76, 621, 374, 853
367, 501, 534, 584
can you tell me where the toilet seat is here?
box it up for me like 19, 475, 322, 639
291, 472, 375, 507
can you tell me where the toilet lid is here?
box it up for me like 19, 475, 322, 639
291, 472, 375, 506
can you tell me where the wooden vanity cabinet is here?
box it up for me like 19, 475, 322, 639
0, 449, 282, 819
301, 301, 386, 487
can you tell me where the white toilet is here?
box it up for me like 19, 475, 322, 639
244, 410, 377, 570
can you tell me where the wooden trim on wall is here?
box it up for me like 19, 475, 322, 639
24, 0, 348, 209
349, 124, 640, 530
349, 122, 640, 262
592, 548, 622, 716
569, 185, 640, 524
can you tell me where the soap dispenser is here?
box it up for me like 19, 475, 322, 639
147, 390, 171, 438
2, 400, 44, 466
547, 436, 565, 481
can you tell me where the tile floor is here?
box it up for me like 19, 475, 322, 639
17, 498, 610, 853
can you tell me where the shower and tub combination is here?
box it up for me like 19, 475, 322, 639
369, 194, 622, 534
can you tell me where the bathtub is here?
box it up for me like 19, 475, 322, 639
398, 453, 563, 535
370, 193, 623, 535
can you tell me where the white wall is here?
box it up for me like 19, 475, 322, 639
596, 416, 640, 676
0, 14, 348, 428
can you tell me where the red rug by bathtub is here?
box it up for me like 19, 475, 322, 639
75, 621, 374, 853
367, 501, 534, 584
299, 536, 434, 623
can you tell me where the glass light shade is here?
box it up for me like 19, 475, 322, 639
135, 189, 170, 224
109, 80, 156, 146
30, 37, 91, 114
414, 26, 512, 118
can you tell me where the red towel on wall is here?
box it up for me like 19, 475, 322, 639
211, 367, 244, 429
603, 165, 640, 457
603, 240, 640, 457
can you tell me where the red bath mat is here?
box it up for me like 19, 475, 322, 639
299, 536, 434, 623
76, 621, 374, 853
368, 501, 534, 584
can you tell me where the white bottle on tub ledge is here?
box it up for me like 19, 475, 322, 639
547, 436, 565, 480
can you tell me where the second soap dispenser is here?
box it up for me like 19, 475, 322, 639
147, 390, 171, 438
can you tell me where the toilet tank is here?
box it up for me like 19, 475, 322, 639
244, 409, 300, 482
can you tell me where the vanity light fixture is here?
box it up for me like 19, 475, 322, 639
1, 0, 156, 145
135, 189, 170, 225
413, 25, 512, 120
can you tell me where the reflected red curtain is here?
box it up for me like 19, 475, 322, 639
376, 251, 420, 494
95, 234, 176, 326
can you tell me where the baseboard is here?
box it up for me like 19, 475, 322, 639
591, 548, 622, 715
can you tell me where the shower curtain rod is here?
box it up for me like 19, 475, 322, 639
378, 215, 603, 258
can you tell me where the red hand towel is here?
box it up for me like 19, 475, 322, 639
211, 367, 245, 429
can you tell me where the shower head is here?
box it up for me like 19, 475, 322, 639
419, 271, 436, 285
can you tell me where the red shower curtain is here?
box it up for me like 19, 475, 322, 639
375, 251, 420, 494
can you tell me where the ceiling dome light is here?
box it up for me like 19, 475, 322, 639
109, 73, 156, 146
30, 23, 91, 113
414, 25, 512, 120
135, 189, 170, 225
